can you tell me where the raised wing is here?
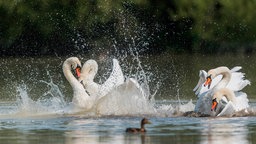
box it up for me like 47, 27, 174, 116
193, 70, 207, 96
98, 59, 125, 99
226, 66, 250, 91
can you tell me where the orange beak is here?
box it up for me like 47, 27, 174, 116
75, 66, 81, 78
211, 99, 218, 111
204, 76, 212, 89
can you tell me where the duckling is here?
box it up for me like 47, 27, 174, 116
126, 118, 151, 133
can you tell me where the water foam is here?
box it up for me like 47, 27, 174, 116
14, 82, 66, 116
2, 54, 196, 118
8, 74, 157, 117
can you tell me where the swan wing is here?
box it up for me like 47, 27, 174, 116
217, 91, 249, 116
217, 101, 236, 117
234, 91, 249, 111
98, 59, 125, 99
194, 92, 213, 115
193, 70, 208, 96
128, 78, 146, 98
95, 78, 155, 115
230, 66, 242, 72
227, 67, 250, 91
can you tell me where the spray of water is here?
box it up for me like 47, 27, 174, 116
0, 8, 198, 118
13, 78, 68, 116
67, 8, 196, 117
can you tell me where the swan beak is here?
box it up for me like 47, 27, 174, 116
204, 75, 212, 89
75, 66, 81, 78
211, 98, 218, 111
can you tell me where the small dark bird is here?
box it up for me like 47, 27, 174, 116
126, 118, 151, 133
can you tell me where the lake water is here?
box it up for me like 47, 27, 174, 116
0, 52, 256, 144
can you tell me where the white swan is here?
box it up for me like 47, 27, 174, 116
211, 88, 249, 117
76, 58, 154, 115
63, 57, 95, 110
94, 78, 155, 115
78, 58, 124, 100
193, 66, 250, 116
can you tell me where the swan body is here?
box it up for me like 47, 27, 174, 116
193, 66, 250, 116
95, 78, 155, 115
63, 57, 94, 110
211, 88, 249, 116
194, 66, 250, 96
76, 58, 154, 115
79, 59, 124, 100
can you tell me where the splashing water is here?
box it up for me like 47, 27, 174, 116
0, 9, 198, 118
4, 64, 195, 118
13, 81, 67, 116
39, 80, 66, 110
7, 72, 159, 117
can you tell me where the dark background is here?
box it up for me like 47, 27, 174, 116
1, 0, 255, 56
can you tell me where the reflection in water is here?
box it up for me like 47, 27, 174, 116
0, 116, 256, 144
200, 118, 249, 144
65, 131, 150, 144
64, 118, 151, 144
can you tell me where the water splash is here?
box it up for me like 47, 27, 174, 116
0, 9, 196, 117
8, 72, 159, 117
15, 83, 46, 115
13, 81, 67, 116
39, 71, 67, 110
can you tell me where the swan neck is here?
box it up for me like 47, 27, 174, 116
81, 61, 98, 81
215, 67, 231, 88
63, 62, 80, 89
89, 71, 97, 81
220, 88, 236, 103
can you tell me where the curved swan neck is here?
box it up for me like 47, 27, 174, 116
63, 58, 81, 90
212, 67, 231, 89
81, 60, 98, 81
215, 88, 236, 103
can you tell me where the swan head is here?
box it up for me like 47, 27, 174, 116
204, 68, 218, 89
204, 74, 212, 89
64, 57, 82, 78
78, 59, 98, 84
211, 90, 224, 112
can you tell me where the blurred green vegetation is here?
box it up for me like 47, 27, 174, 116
0, 0, 256, 56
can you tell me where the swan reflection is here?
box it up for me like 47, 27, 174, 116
64, 118, 150, 144
200, 118, 249, 144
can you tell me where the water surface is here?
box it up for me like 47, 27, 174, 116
0, 115, 256, 144
0, 53, 256, 143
